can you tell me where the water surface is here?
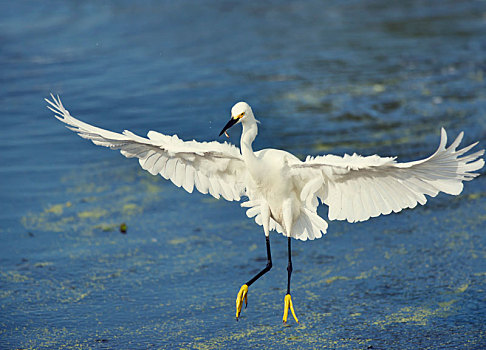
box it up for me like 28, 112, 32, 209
1, 1, 485, 349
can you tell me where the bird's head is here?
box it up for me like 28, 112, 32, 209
219, 102, 255, 137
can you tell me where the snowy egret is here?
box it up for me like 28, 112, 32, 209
46, 94, 484, 323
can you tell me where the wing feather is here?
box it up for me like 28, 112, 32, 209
292, 128, 484, 223
47, 94, 246, 201
196, 172, 209, 194
372, 179, 393, 217
152, 155, 168, 175
173, 161, 185, 188
183, 165, 195, 193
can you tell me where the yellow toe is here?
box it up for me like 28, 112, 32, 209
282, 294, 299, 324
236, 284, 248, 320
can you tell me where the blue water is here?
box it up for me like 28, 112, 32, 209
1, 1, 486, 349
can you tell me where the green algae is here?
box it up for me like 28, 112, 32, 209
20, 165, 163, 235
372, 300, 458, 328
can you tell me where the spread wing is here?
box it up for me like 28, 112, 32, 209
46, 94, 247, 201
291, 128, 484, 223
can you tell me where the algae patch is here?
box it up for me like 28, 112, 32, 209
122, 203, 141, 216
372, 301, 457, 328
169, 238, 189, 245
77, 209, 108, 220
455, 283, 469, 293
46, 201, 71, 214
325, 275, 349, 284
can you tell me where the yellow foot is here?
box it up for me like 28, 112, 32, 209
282, 294, 299, 324
235, 284, 248, 320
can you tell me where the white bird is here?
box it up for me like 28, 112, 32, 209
46, 94, 484, 323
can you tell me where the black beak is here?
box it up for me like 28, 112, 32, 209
219, 117, 238, 137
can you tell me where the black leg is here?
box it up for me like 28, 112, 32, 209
236, 235, 273, 320
286, 237, 292, 294
282, 236, 299, 323
246, 236, 272, 286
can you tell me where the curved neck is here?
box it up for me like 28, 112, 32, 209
240, 121, 258, 161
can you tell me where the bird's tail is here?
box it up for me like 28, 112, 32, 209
291, 208, 328, 241
242, 200, 328, 241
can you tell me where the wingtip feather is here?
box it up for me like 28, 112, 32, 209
439, 127, 447, 149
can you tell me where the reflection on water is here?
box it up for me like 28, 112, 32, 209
1, 0, 485, 349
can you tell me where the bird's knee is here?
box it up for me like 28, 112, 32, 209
287, 263, 292, 273
266, 261, 273, 270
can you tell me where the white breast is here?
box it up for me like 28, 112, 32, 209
248, 149, 301, 224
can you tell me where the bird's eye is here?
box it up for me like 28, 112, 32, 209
239, 112, 245, 118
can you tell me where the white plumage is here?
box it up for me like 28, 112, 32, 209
46, 95, 484, 241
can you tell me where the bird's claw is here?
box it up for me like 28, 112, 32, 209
235, 284, 248, 320
282, 294, 299, 324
